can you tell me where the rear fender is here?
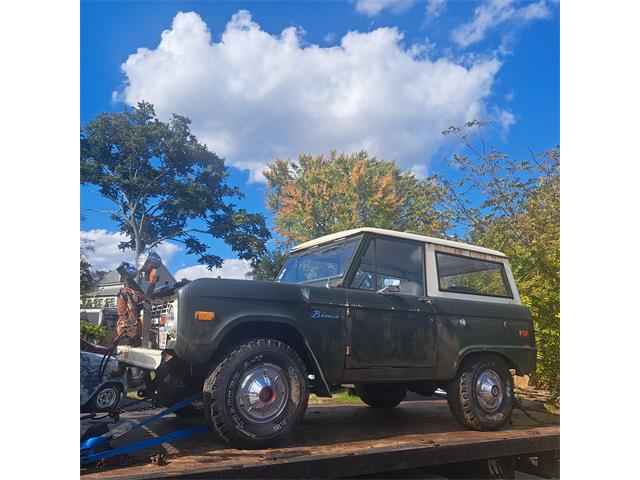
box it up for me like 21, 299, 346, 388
454, 346, 537, 378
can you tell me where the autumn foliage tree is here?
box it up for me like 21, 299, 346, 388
439, 120, 560, 394
263, 150, 450, 243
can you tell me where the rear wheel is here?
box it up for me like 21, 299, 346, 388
355, 383, 406, 409
447, 354, 513, 430
203, 338, 309, 449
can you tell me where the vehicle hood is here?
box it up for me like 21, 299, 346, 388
183, 277, 318, 304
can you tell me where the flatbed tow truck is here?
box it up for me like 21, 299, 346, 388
80, 395, 559, 479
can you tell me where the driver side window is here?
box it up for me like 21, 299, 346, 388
349, 239, 376, 291
349, 238, 425, 296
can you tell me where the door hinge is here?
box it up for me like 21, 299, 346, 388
345, 346, 352, 356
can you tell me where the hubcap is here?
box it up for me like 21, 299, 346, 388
237, 364, 289, 423
96, 387, 118, 409
475, 370, 504, 413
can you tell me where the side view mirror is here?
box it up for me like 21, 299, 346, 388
377, 278, 400, 294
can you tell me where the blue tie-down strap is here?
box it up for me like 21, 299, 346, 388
81, 424, 210, 465
81, 393, 208, 466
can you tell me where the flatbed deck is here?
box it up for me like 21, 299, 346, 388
81, 399, 559, 479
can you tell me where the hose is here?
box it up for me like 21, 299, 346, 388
97, 331, 128, 384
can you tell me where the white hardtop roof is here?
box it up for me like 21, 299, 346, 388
290, 228, 507, 258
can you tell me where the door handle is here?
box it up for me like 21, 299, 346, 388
418, 296, 438, 312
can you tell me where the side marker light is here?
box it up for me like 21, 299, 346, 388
195, 311, 216, 321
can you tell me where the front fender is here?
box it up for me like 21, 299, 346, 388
178, 314, 332, 397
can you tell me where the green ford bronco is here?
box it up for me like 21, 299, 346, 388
118, 228, 536, 449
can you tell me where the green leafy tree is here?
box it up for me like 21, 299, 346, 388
81, 319, 108, 343
81, 102, 270, 268
439, 120, 560, 394
264, 150, 449, 243
247, 243, 290, 281
80, 237, 94, 301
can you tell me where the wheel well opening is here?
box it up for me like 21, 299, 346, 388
208, 320, 330, 396
458, 351, 521, 376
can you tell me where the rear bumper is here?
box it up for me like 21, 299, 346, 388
117, 346, 163, 370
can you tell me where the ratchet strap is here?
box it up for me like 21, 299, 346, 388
81, 393, 208, 465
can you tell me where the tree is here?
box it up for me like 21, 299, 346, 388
81, 320, 107, 343
81, 102, 270, 269
264, 150, 449, 243
439, 120, 560, 394
247, 244, 290, 281
80, 237, 94, 300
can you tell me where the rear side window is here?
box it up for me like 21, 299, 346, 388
435, 252, 512, 298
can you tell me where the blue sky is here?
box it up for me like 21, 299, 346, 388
81, 0, 559, 279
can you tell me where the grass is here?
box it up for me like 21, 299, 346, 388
543, 402, 560, 415
308, 389, 363, 405
126, 390, 143, 401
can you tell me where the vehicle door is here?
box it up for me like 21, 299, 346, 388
278, 237, 359, 382
344, 236, 437, 369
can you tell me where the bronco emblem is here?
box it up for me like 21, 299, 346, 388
311, 309, 340, 320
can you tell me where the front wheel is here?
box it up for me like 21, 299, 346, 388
447, 354, 513, 430
203, 339, 309, 449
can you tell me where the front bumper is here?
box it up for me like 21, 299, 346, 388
117, 345, 163, 370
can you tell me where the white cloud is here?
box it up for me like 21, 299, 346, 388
452, 0, 551, 48
354, 0, 418, 17
497, 108, 515, 132
174, 260, 251, 281
80, 229, 180, 271
118, 10, 504, 182
426, 0, 446, 18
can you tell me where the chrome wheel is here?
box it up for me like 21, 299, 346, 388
237, 364, 289, 423
95, 386, 119, 409
475, 369, 504, 413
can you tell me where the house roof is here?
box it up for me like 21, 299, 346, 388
97, 269, 123, 286
290, 227, 507, 258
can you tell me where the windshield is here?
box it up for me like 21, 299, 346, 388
277, 236, 361, 285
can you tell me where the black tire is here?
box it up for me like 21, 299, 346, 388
355, 383, 406, 409
203, 338, 309, 449
91, 384, 121, 411
447, 354, 513, 431
156, 356, 204, 418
